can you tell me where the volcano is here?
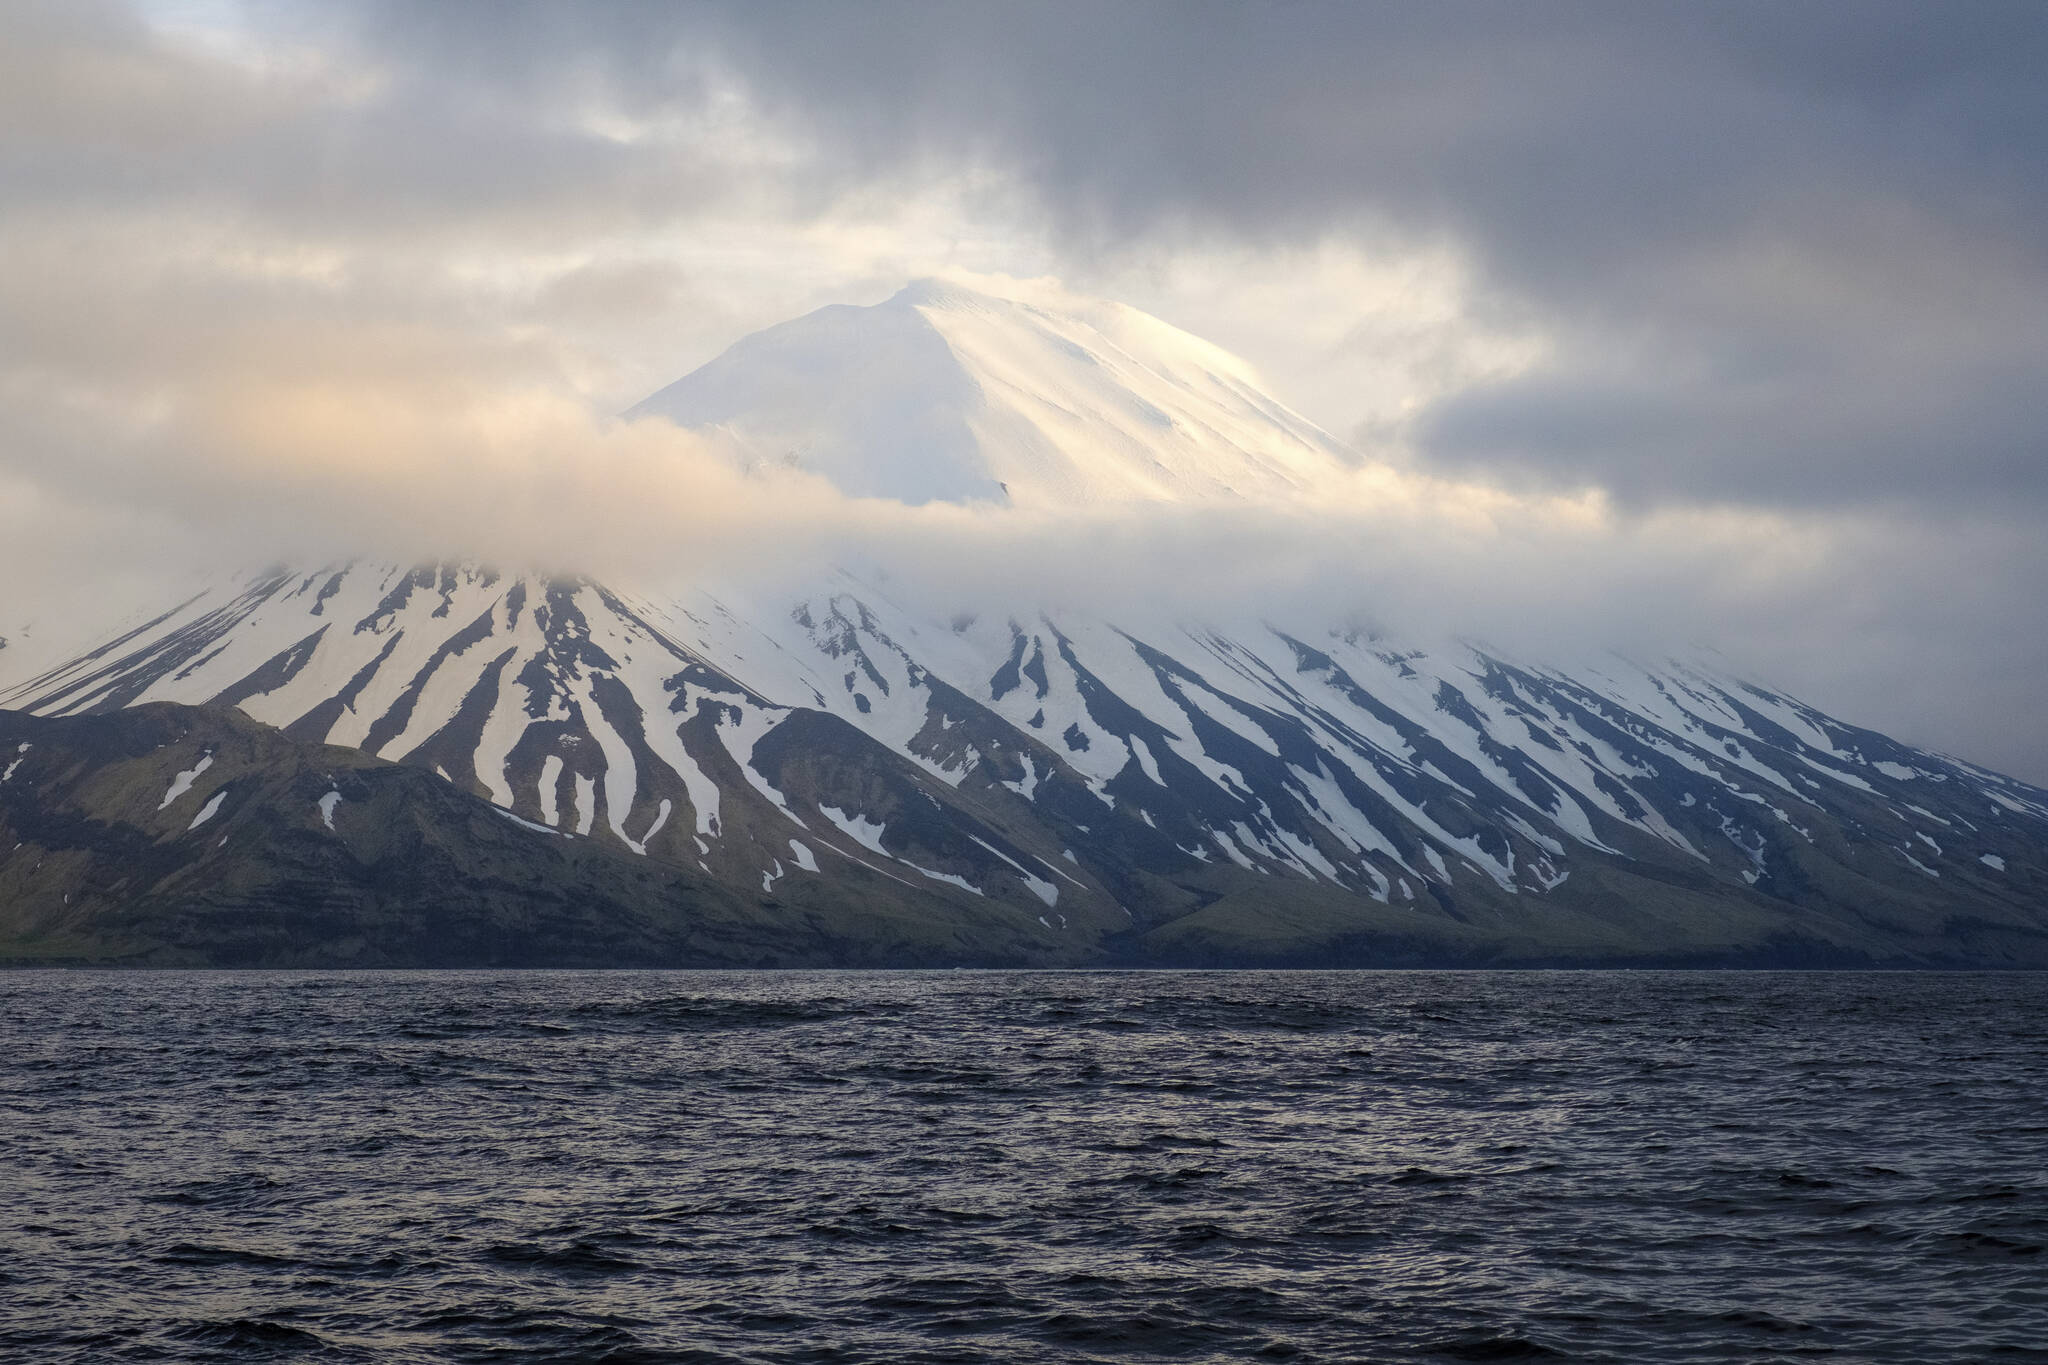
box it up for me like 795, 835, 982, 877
4, 280, 2044, 967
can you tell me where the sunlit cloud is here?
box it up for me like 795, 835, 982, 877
3, 1, 2046, 781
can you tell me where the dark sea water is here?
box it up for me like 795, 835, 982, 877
2, 971, 2045, 1364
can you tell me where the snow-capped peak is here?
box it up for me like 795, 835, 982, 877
628, 275, 1359, 508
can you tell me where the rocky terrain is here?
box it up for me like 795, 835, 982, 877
4, 281, 2043, 967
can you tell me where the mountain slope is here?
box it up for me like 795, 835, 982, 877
0, 702, 1092, 967
4, 563, 2045, 966
3, 279, 2045, 966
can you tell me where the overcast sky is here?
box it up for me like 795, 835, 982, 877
4, 0, 2047, 780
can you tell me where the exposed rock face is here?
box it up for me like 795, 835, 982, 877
3, 567, 2045, 968
3, 280, 2043, 966
0, 703, 1083, 968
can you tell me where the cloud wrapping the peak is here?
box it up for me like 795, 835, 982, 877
327, 0, 2048, 513
1, 1, 2046, 781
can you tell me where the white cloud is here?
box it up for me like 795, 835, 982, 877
3, 3, 2046, 784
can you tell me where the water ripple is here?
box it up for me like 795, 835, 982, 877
2, 969, 2045, 1362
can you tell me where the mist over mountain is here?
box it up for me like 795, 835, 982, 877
5, 281, 2044, 968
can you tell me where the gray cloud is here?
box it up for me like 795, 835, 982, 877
320, 0, 2048, 512
4, 1, 2048, 781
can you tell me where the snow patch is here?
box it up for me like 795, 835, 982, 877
621, 798, 672, 856
1127, 734, 1164, 785
1210, 825, 1258, 870
820, 804, 890, 858
158, 754, 214, 809
538, 754, 563, 827
317, 790, 341, 830
967, 834, 1059, 905
1005, 752, 1042, 801
496, 807, 559, 836
574, 773, 597, 836
1900, 848, 1940, 879
906, 862, 982, 895
186, 790, 226, 831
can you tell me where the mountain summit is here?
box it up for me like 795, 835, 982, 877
629, 277, 1358, 507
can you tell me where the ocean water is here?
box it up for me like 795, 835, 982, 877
2, 970, 2044, 1363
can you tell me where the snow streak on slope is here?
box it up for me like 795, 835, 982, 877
5, 281, 2046, 946
0, 566, 1120, 919
11, 560, 2041, 937
629, 278, 1357, 508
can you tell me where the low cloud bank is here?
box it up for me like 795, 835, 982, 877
3, 3, 2044, 782
4, 353, 2043, 782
